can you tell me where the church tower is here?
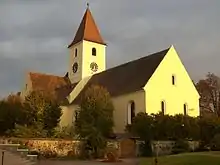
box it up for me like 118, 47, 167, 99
68, 5, 106, 84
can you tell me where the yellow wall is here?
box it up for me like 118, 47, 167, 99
144, 46, 200, 117
82, 40, 106, 78
69, 42, 83, 83
59, 105, 79, 127
60, 90, 145, 133
112, 91, 145, 133
69, 40, 106, 84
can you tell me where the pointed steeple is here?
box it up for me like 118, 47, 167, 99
68, 6, 106, 48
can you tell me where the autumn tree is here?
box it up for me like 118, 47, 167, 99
0, 94, 24, 135
12, 91, 62, 137
196, 73, 220, 117
75, 85, 114, 158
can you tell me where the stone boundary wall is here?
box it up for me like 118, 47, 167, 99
0, 138, 200, 158
0, 138, 120, 158
149, 140, 199, 156
0, 138, 81, 157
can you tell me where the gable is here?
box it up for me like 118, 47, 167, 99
145, 46, 199, 98
70, 48, 169, 104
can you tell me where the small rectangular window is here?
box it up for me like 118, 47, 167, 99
172, 75, 175, 85
92, 48, 96, 56
161, 101, 165, 115
75, 49, 78, 57
184, 104, 187, 115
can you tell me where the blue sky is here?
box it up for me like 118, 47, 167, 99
0, 0, 220, 97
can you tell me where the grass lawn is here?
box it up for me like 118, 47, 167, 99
140, 152, 220, 165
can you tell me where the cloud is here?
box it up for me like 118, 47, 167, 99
0, 0, 220, 97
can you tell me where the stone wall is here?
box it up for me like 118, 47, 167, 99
151, 141, 175, 156
0, 138, 122, 158
150, 140, 200, 156
0, 138, 81, 158
0, 138, 200, 158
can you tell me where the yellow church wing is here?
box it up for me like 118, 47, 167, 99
143, 45, 200, 117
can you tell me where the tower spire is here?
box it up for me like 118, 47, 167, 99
68, 5, 106, 48
87, 2, 89, 9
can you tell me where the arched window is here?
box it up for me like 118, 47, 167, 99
75, 48, 78, 57
127, 101, 135, 124
184, 103, 188, 115
92, 48, 96, 56
172, 75, 176, 85
161, 101, 165, 115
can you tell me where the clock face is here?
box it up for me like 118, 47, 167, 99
90, 62, 98, 72
72, 62, 78, 73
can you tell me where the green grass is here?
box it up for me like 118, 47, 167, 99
140, 152, 220, 165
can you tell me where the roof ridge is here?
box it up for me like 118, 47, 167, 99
29, 72, 63, 78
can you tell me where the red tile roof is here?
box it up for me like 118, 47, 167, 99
29, 72, 71, 97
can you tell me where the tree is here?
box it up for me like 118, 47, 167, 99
198, 116, 220, 144
152, 113, 175, 140
75, 85, 114, 158
127, 112, 154, 156
12, 91, 62, 137
0, 94, 24, 135
196, 73, 220, 117
41, 99, 62, 136
172, 115, 200, 140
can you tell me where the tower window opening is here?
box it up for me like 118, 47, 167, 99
75, 48, 78, 57
92, 48, 96, 56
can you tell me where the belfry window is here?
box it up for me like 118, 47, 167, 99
127, 101, 135, 124
92, 48, 96, 56
75, 48, 78, 57
161, 101, 165, 115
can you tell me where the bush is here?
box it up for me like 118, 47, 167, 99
10, 124, 47, 138
172, 139, 189, 154
139, 141, 152, 157
210, 134, 220, 151
53, 126, 75, 139
78, 141, 92, 160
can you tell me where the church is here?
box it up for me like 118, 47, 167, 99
21, 7, 200, 133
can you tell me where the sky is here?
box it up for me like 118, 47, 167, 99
0, 0, 220, 97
